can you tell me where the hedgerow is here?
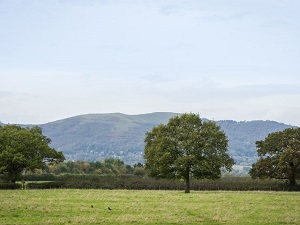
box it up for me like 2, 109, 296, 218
22, 174, 299, 191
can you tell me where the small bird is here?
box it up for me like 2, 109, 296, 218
108, 207, 112, 210
90, 205, 94, 208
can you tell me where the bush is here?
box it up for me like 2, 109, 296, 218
27, 182, 64, 189
23, 174, 57, 181
190, 177, 300, 191
0, 183, 22, 190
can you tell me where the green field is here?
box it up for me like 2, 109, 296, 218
0, 190, 299, 225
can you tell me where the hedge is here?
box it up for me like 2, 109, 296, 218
0, 183, 22, 190
23, 174, 57, 181
24, 175, 300, 191
3, 173, 299, 191
26, 182, 64, 189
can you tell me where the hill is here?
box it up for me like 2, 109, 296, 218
216, 120, 293, 165
0, 113, 294, 165
40, 113, 178, 164
35, 112, 294, 165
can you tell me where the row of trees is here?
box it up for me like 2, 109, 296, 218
0, 113, 299, 193
43, 159, 145, 176
144, 113, 299, 192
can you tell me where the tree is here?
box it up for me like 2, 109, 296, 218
0, 125, 65, 182
249, 127, 300, 186
102, 158, 127, 175
144, 113, 234, 193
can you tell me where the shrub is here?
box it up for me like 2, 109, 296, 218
0, 183, 22, 190
23, 174, 57, 181
27, 182, 64, 189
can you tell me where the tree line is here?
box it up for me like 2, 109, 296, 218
42, 158, 145, 176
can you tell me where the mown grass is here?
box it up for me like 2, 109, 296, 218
0, 190, 299, 225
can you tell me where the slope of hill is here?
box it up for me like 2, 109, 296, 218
217, 120, 293, 165
40, 113, 179, 164
36, 113, 294, 165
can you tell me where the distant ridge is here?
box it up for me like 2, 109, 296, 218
1, 113, 294, 165
39, 112, 179, 164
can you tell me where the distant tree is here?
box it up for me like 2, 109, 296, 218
144, 113, 234, 193
134, 163, 144, 168
133, 162, 145, 176
0, 125, 65, 182
133, 167, 146, 176
43, 159, 135, 175
103, 158, 127, 175
249, 128, 300, 186
90, 161, 103, 174
125, 165, 134, 174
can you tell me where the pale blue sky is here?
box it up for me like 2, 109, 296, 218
0, 0, 300, 125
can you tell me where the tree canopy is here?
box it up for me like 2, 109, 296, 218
0, 125, 65, 182
144, 113, 234, 193
249, 127, 300, 186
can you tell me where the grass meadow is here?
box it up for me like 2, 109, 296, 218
0, 189, 299, 225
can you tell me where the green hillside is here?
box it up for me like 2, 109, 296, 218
37, 113, 293, 165
217, 120, 293, 165
40, 113, 177, 164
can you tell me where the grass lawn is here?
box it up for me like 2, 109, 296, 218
0, 189, 299, 224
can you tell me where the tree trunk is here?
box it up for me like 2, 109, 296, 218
185, 168, 190, 193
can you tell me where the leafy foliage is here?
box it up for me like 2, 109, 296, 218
0, 182, 21, 190
0, 125, 65, 182
249, 127, 300, 186
144, 113, 234, 193
42, 158, 143, 176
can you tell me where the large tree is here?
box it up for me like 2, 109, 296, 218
144, 113, 234, 193
0, 125, 65, 182
249, 127, 300, 186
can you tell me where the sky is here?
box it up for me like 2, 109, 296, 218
0, 0, 300, 126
